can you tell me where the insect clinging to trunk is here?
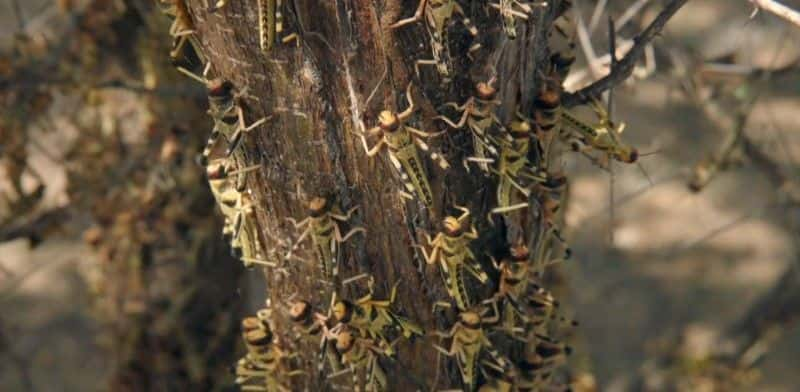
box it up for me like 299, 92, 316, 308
435, 78, 503, 173
235, 311, 304, 391
359, 83, 449, 206
489, 1, 547, 39
177, 65, 268, 190
328, 328, 392, 392
419, 206, 488, 310
208, 0, 297, 52
432, 308, 510, 392
287, 300, 343, 376
158, 0, 206, 63
330, 277, 423, 350
206, 161, 272, 268
286, 197, 365, 279
390, 0, 480, 83
467, 115, 566, 218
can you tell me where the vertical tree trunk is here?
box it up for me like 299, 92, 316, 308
180, 0, 569, 389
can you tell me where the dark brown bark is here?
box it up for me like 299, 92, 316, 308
183, 0, 566, 389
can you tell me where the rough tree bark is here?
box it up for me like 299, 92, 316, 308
180, 0, 571, 390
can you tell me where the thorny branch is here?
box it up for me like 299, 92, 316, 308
563, 0, 692, 107
0, 207, 70, 245
749, 0, 800, 28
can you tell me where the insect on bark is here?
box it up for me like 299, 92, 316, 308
360, 83, 450, 206
419, 206, 488, 310
286, 197, 365, 280
390, 0, 480, 83
432, 309, 510, 391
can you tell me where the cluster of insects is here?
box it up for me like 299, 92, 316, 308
158, 0, 642, 390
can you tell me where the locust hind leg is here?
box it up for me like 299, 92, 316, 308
199, 130, 221, 166
388, 153, 426, 204
389, 0, 427, 29
226, 107, 268, 157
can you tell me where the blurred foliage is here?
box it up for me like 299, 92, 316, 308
1, 0, 245, 390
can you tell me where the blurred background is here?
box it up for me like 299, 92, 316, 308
1, 0, 798, 391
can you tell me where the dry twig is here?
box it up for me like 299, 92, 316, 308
749, 0, 800, 28
564, 0, 691, 107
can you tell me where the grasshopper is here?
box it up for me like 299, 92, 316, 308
390, 0, 479, 83
236, 313, 304, 392
484, 244, 574, 335
435, 78, 503, 172
419, 206, 488, 310
328, 328, 392, 392
177, 65, 268, 191
467, 116, 566, 218
482, 245, 533, 338
208, 0, 297, 52
286, 197, 365, 279
531, 81, 564, 170
158, 0, 206, 63
287, 300, 343, 376
433, 309, 509, 392
360, 83, 449, 206
490, 1, 547, 39
560, 100, 638, 164
205, 161, 275, 269
516, 335, 572, 391
330, 277, 423, 349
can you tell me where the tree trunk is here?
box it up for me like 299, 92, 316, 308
180, 0, 571, 389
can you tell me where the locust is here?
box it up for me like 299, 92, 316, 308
516, 335, 572, 391
481, 245, 534, 338
547, 13, 577, 80
208, 0, 297, 52
287, 300, 342, 376
432, 309, 510, 392
435, 78, 503, 173
286, 197, 365, 279
419, 206, 488, 310
390, 0, 479, 83
236, 312, 304, 392
560, 100, 638, 164
490, 1, 547, 39
177, 64, 268, 191
467, 115, 566, 218
330, 277, 423, 349
158, 0, 206, 63
328, 328, 393, 392
206, 161, 275, 268
360, 83, 449, 206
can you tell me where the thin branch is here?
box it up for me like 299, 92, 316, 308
0, 207, 70, 244
564, 0, 692, 107
749, 0, 800, 28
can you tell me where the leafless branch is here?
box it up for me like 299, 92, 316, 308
0, 207, 70, 245
749, 0, 800, 28
564, 0, 691, 107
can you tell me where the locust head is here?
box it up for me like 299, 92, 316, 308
443, 216, 464, 236
476, 81, 497, 101
335, 330, 355, 354
377, 110, 401, 133
460, 311, 482, 329
207, 78, 235, 114
289, 300, 311, 323
332, 300, 353, 323
308, 197, 330, 217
